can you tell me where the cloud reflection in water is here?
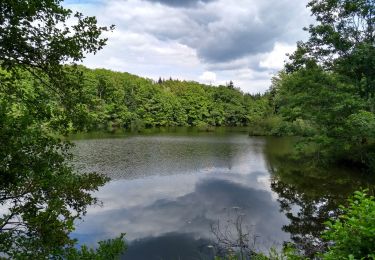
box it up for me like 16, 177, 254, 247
71, 133, 290, 259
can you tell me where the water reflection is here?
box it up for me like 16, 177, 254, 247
263, 138, 375, 257
125, 233, 213, 260
71, 133, 289, 259
71, 132, 375, 259
72, 134, 267, 180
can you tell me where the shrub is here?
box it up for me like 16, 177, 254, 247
321, 191, 375, 260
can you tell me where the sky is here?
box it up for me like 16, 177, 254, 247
65, 0, 313, 94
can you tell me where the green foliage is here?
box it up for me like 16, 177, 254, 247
248, 116, 315, 137
0, 0, 114, 132
345, 111, 375, 140
272, 67, 370, 163
0, 0, 112, 70
275, 67, 364, 127
65, 234, 126, 260
271, 0, 375, 170
248, 115, 288, 136
287, 0, 375, 99
322, 191, 375, 260
71, 69, 269, 131
275, 68, 375, 169
0, 0, 125, 258
264, 244, 306, 260
0, 98, 109, 257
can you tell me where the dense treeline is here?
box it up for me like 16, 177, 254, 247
262, 0, 375, 172
72, 67, 270, 131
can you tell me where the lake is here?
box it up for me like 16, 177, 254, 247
70, 128, 374, 259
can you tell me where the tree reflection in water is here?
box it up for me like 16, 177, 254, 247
0, 123, 109, 258
264, 137, 375, 258
211, 207, 258, 259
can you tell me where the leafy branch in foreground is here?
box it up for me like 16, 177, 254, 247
65, 234, 127, 260
0, 0, 124, 258
322, 190, 375, 260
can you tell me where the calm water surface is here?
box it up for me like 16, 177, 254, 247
71, 128, 374, 259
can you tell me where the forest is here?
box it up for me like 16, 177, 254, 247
267, 0, 375, 172
0, 0, 374, 259
61, 67, 269, 131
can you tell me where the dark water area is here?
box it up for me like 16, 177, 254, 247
70, 128, 375, 259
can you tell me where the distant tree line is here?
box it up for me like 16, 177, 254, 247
63, 67, 271, 131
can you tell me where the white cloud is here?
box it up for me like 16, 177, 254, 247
65, 0, 311, 93
199, 71, 217, 83
259, 42, 296, 70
